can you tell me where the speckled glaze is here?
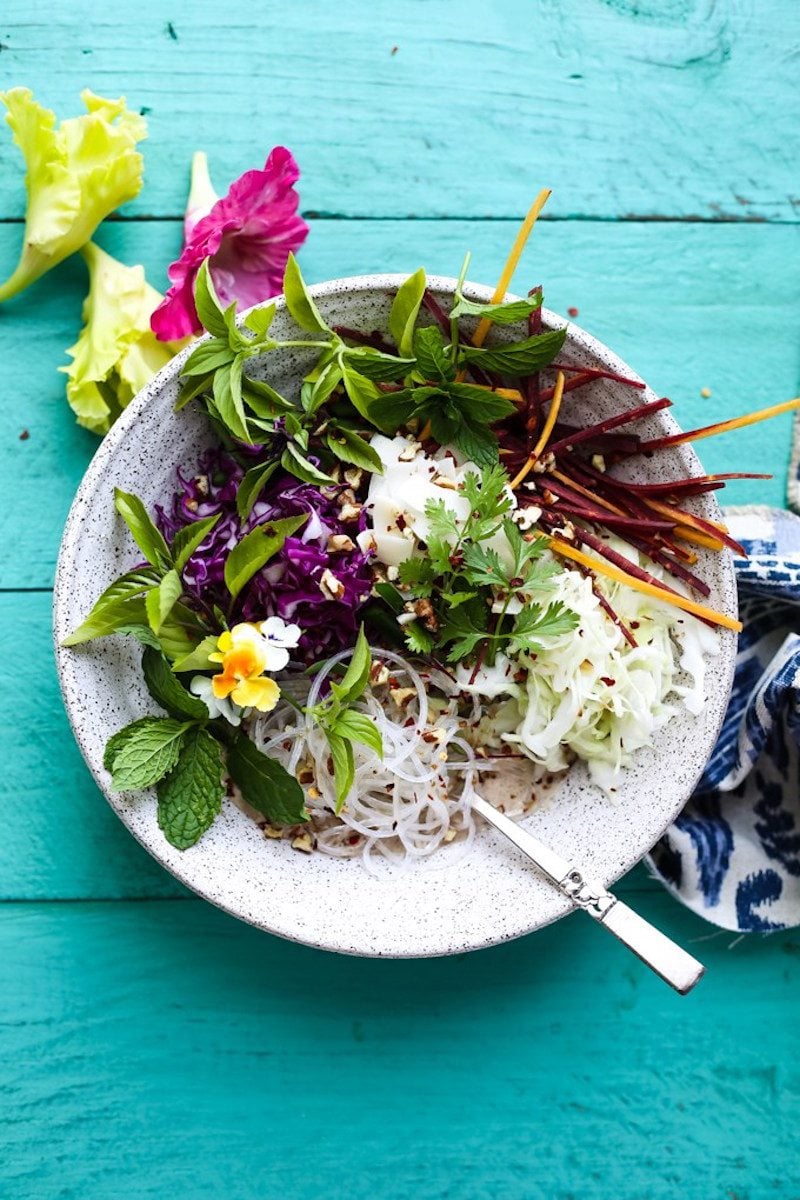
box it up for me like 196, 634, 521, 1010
53, 276, 737, 958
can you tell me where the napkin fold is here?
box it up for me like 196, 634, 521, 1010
648, 505, 800, 932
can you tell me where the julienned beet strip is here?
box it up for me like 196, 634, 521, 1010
547, 397, 672, 454
549, 363, 646, 389
524, 285, 543, 440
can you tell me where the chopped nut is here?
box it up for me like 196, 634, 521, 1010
421, 728, 447, 744
386, 565, 399, 581
443, 828, 457, 843
700, 386, 712, 399
291, 832, 315, 853
194, 474, 209, 497
398, 440, 422, 461
591, 453, 606, 473
413, 597, 439, 632
339, 503, 362, 523
389, 686, 416, 708
319, 568, 346, 600
185, 498, 199, 512
369, 662, 390, 686
262, 824, 284, 840
307, 786, 322, 801
513, 506, 542, 530
343, 467, 364, 488
327, 533, 356, 553
432, 473, 458, 490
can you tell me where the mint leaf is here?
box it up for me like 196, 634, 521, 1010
388, 268, 426, 357
114, 489, 171, 570
450, 419, 498, 467
224, 512, 309, 600
142, 647, 208, 720
108, 717, 190, 791
450, 295, 542, 324
326, 730, 355, 811
326, 426, 383, 473
103, 717, 156, 773
236, 460, 280, 520
171, 514, 221, 572
145, 569, 183, 635
226, 731, 309, 824
448, 383, 517, 422
343, 346, 416, 382
193, 260, 229, 339
283, 252, 329, 333
156, 726, 225, 849
459, 328, 566, 377
332, 709, 383, 757
413, 325, 454, 383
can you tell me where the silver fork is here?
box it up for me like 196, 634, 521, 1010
471, 794, 705, 994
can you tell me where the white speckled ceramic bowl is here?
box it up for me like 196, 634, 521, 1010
53, 275, 737, 956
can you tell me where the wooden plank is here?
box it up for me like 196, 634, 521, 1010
0, 0, 798, 222
0, 897, 797, 1199
0, 217, 797, 590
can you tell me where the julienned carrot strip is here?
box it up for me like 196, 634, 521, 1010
673, 528, 726, 552
546, 538, 742, 632
637, 396, 800, 452
510, 372, 565, 489
642, 497, 744, 555
472, 188, 552, 348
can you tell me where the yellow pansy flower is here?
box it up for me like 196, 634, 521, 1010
209, 622, 283, 713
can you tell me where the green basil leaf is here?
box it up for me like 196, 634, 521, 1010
341, 367, 388, 427
172, 634, 220, 674
413, 325, 454, 383
373, 581, 405, 613
388, 267, 426, 357
156, 602, 210, 664
332, 709, 383, 757
305, 359, 343, 413
282, 252, 329, 333
62, 593, 149, 647
224, 513, 309, 600
171, 514, 221, 573
326, 731, 355, 812
114, 489, 171, 570
243, 303, 276, 337
176, 371, 214, 411
280, 443, 336, 486
62, 568, 159, 646
226, 731, 309, 824
458, 328, 566, 377
142, 646, 208, 720
145, 569, 183, 635
241, 375, 294, 416
343, 346, 416, 383
109, 717, 190, 791
213, 363, 251, 443
193, 260, 229, 339
338, 626, 372, 701
450, 295, 542, 324
180, 338, 235, 377
157, 726, 225, 849
236, 460, 280, 520
113, 624, 162, 650
325, 427, 383, 473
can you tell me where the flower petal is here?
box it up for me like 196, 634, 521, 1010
232, 675, 280, 712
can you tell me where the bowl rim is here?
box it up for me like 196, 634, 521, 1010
53, 273, 737, 956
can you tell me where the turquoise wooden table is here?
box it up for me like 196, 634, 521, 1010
2, 3, 799, 1197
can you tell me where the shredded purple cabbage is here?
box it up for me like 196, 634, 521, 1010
156, 450, 373, 660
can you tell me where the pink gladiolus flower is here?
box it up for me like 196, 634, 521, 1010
150, 148, 309, 341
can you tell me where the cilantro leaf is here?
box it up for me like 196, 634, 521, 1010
156, 726, 225, 849
507, 601, 579, 654
404, 622, 436, 655
438, 600, 490, 663
397, 557, 437, 596
461, 543, 505, 588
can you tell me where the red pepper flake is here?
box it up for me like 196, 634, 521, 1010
347, 834, 361, 845
630, 620, 640, 629
600, 676, 616, 687
19, 429, 29, 441
567, 306, 579, 318
396, 513, 407, 532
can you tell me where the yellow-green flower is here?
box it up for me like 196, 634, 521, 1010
60, 241, 183, 434
0, 87, 147, 302
60, 242, 181, 434
209, 621, 300, 713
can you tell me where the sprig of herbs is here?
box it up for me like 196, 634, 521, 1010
303, 627, 383, 810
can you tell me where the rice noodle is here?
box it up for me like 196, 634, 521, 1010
248, 649, 496, 875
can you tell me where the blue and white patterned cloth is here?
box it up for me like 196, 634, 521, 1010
648, 506, 800, 931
